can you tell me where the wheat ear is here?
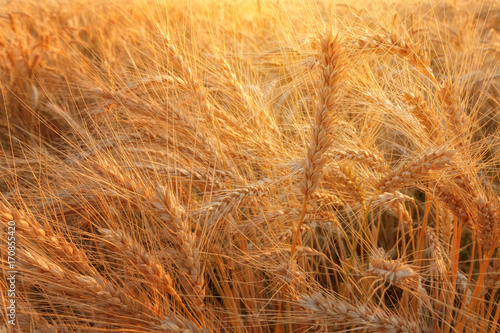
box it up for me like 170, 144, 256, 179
158, 32, 236, 129
325, 148, 385, 170
475, 196, 499, 254
439, 78, 470, 145
98, 228, 181, 301
402, 91, 437, 136
18, 250, 151, 317
356, 33, 434, 79
198, 179, 270, 226
430, 180, 476, 233
292, 30, 345, 256
301, 31, 345, 198
485, 258, 500, 291
0, 201, 90, 270
377, 146, 455, 192
217, 55, 280, 137
366, 248, 417, 286
300, 292, 419, 332
425, 227, 449, 276
155, 185, 205, 309
159, 315, 209, 332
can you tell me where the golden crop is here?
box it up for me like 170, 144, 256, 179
0, 0, 499, 331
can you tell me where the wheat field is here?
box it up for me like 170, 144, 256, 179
0, 0, 499, 332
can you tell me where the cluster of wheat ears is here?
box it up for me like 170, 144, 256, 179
0, 0, 499, 332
